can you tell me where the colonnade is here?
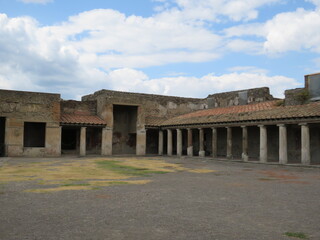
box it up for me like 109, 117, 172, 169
158, 123, 311, 165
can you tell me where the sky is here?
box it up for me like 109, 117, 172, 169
0, 0, 319, 100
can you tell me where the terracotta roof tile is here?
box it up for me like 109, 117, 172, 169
161, 101, 320, 126
61, 113, 106, 126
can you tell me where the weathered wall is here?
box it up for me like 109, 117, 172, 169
61, 100, 97, 115
207, 87, 274, 108
0, 90, 61, 157
284, 88, 309, 106
82, 90, 207, 155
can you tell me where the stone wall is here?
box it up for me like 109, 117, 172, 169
207, 87, 274, 108
0, 90, 61, 157
82, 90, 208, 155
82, 89, 208, 121
284, 88, 310, 106
61, 100, 97, 115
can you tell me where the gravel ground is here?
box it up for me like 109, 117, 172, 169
0, 156, 320, 240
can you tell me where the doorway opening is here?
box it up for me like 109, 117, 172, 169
113, 105, 137, 154
0, 117, 5, 157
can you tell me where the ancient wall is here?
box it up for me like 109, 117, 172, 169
284, 88, 310, 106
0, 90, 61, 157
82, 90, 207, 155
61, 100, 97, 115
207, 87, 274, 108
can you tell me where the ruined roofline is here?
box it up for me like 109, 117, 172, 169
81, 89, 205, 101
0, 88, 60, 97
82, 87, 275, 102
206, 87, 273, 98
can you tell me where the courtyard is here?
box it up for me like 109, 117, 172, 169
0, 156, 319, 240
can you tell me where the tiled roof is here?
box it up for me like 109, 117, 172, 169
161, 101, 320, 126
145, 117, 167, 126
61, 113, 106, 126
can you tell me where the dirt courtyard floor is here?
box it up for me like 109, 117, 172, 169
0, 156, 320, 240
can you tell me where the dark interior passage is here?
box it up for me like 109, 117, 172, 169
86, 127, 102, 154
113, 105, 137, 154
146, 129, 158, 154
0, 117, 5, 157
61, 127, 80, 153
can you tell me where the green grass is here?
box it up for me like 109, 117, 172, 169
96, 160, 167, 176
285, 232, 308, 239
61, 183, 91, 187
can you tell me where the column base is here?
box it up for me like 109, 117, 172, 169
242, 153, 248, 162
199, 151, 205, 157
260, 157, 267, 163
187, 146, 193, 156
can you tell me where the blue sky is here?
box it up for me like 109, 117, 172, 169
0, 0, 319, 99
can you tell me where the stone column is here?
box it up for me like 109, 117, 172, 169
226, 127, 232, 159
167, 129, 172, 156
199, 128, 205, 157
187, 128, 193, 156
136, 129, 146, 155
211, 127, 217, 158
241, 126, 248, 162
301, 123, 310, 165
177, 129, 182, 157
80, 127, 86, 156
278, 124, 288, 164
101, 127, 113, 155
158, 130, 163, 155
259, 125, 267, 163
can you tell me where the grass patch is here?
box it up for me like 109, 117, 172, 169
61, 183, 91, 187
285, 232, 308, 239
96, 160, 168, 176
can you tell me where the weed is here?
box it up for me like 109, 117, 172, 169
96, 160, 168, 176
285, 232, 308, 239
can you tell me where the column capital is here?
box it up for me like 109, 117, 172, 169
225, 126, 231, 129
211, 127, 216, 130
277, 124, 286, 127
258, 125, 266, 128
299, 123, 308, 126
241, 125, 247, 128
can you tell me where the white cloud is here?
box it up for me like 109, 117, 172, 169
19, 0, 53, 4
106, 68, 300, 98
263, 8, 320, 53
224, 6, 320, 54
156, 0, 281, 23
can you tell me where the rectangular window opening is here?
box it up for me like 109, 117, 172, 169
24, 122, 46, 147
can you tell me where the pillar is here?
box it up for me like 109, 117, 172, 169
211, 127, 217, 158
167, 129, 172, 156
187, 128, 193, 156
158, 130, 163, 155
136, 129, 146, 155
301, 123, 310, 165
259, 125, 267, 163
278, 124, 288, 164
101, 127, 113, 155
177, 129, 182, 157
226, 127, 232, 159
241, 126, 248, 162
80, 127, 86, 156
199, 128, 205, 157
